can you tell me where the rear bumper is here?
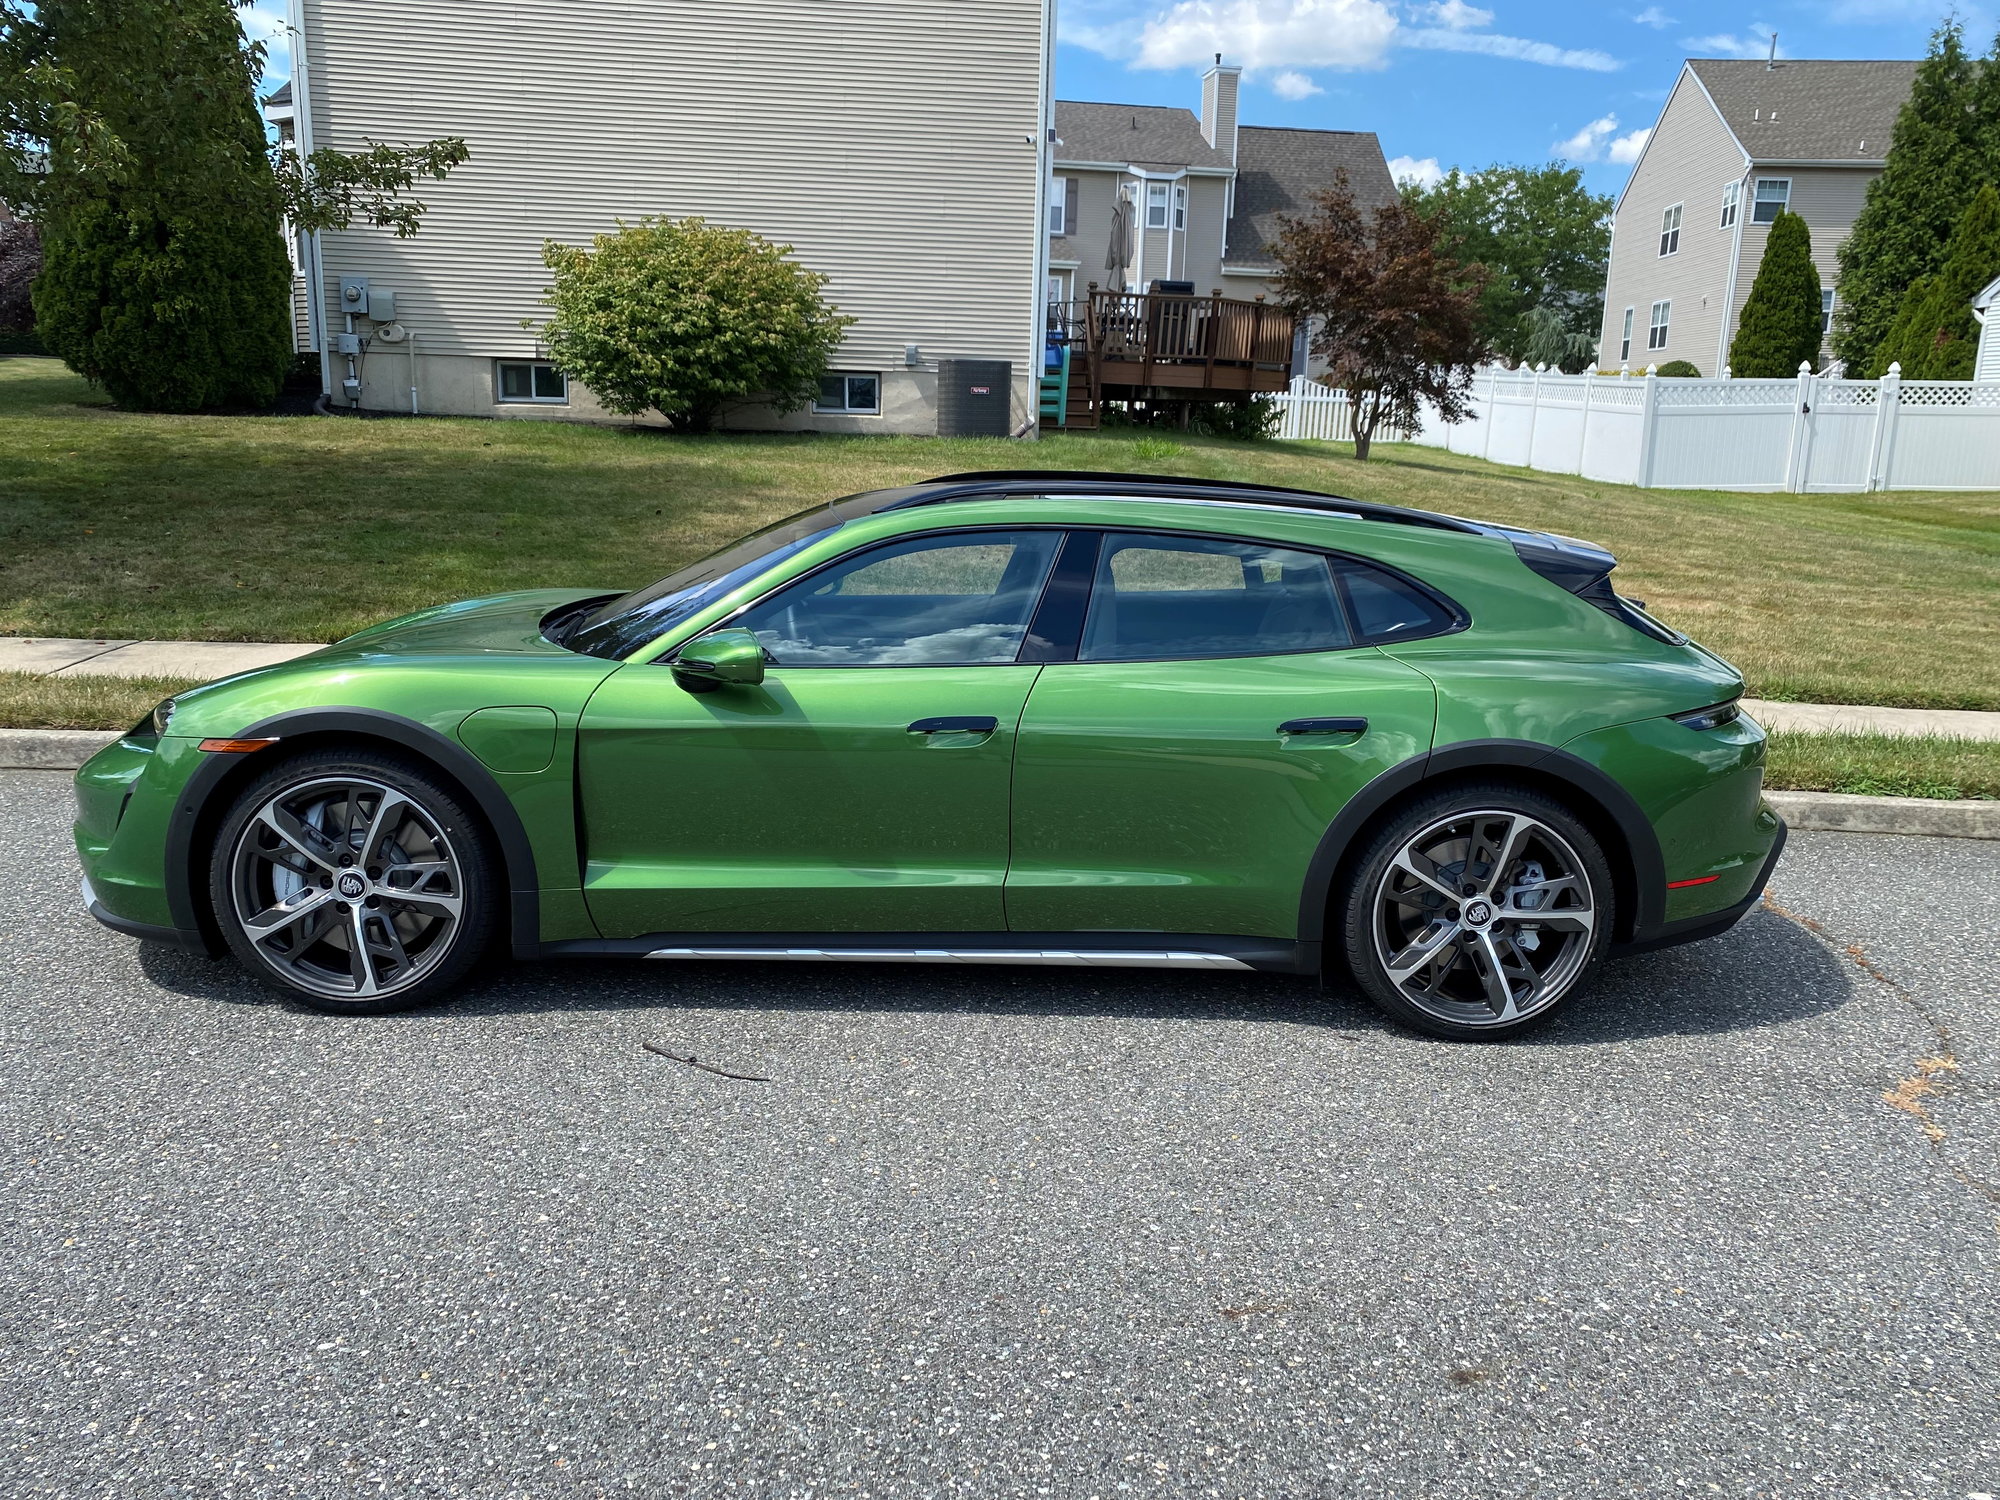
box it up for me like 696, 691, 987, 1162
1612, 816, 1787, 959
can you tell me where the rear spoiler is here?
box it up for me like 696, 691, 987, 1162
1486, 525, 1687, 645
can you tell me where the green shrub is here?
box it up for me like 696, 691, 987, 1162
538, 217, 855, 433
0, 220, 39, 336
1654, 359, 1701, 378
1729, 211, 1824, 378
1192, 396, 1281, 440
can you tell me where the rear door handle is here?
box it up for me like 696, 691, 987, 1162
1278, 717, 1368, 736
908, 716, 1000, 734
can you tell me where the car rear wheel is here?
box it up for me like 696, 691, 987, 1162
1339, 785, 1614, 1040
209, 750, 499, 1015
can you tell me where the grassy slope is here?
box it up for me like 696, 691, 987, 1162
2, 357, 1995, 708
1764, 731, 2000, 799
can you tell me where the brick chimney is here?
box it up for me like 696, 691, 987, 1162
1201, 56, 1241, 165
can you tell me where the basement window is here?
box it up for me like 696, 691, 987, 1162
814, 373, 881, 415
496, 362, 567, 403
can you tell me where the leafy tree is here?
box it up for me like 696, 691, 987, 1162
1273, 177, 1489, 460
0, 218, 38, 333
0, 0, 468, 410
1871, 184, 2000, 379
1730, 211, 1823, 377
1833, 19, 1984, 370
1403, 163, 1611, 371
537, 217, 855, 434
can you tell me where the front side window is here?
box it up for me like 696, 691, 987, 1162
1648, 299, 1671, 351
1719, 180, 1740, 229
1620, 306, 1634, 363
1146, 181, 1169, 229
1658, 203, 1682, 257
814, 373, 880, 415
496, 361, 567, 403
1079, 534, 1352, 662
733, 531, 1062, 666
1752, 178, 1790, 223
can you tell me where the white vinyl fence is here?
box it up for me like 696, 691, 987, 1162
1398, 362, 2000, 492
1269, 377, 1414, 444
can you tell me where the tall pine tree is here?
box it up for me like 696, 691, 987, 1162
25, 0, 295, 410
1871, 185, 2000, 378
1832, 20, 1982, 371
1730, 211, 1823, 378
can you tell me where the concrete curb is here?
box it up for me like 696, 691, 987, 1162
1764, 789, 1999, 840
0, 729, 123, 770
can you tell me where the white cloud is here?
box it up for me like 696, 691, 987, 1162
1608, 126, 1651, 162
1417, 0, 1494, 28
1388, 154, 1445, 187
1684, 24, 1782, 59
1630, 5, 1674, 26
1270, 69, 1326, 97
241, 1, 292, 85
1403, 27, 1619, 71
1553, 114, 1618, 159
1132, 0, 1401, 71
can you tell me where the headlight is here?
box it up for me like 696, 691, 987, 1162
1670, 700, 1741, 732
150, 698, 178, 735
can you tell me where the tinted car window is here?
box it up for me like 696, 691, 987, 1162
1079, 533, 1352, 661
1335, 560, 1457, 641
733, 531, 1062, 666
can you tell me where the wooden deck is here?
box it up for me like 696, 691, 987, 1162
1041, 291, 1297, 430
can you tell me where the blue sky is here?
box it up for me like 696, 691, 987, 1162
1056, 0, 1966, 196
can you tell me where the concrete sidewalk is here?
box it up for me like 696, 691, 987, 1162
1742, 698, 2000, 741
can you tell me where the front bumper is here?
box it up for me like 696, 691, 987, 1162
79, 873, 209, 951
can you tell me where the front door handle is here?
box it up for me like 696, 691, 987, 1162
908, 716, 1000, 735
1278, 717, 1368, 736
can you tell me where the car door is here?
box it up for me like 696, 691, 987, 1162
1005, 530, 1442, 940
578, 528, 1064, 938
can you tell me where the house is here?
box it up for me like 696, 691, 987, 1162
1597, 57, 1917, 376
273, 0, 1053, 434
1042, 63, 1395, 425
1975, 276, 2000, 382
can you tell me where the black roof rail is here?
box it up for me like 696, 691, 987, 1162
879, 471, 1484, 534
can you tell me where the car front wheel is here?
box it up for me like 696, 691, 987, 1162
209, 750, 499, 1014
1340, 785, 1615, 1040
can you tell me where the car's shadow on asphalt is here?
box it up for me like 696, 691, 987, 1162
135, 907, 1851, 1046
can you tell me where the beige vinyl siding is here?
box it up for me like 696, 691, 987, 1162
1178, 176, 1233, 293
1050, 168, 1123, 289
302, 0, 1044, 396
1600, 67, 1746, 373
1727, 167, 1875, 365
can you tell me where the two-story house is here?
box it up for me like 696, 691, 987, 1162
1599, 57, 1916, 376
274, 0, 1053, 434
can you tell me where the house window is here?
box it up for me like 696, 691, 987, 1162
1821, 288, 1835, 338
1146, 181, 1169, 229
1049, 177, 1077, 237
496, 361, 567, 403
1658, 203, 1682, 257
1752, 178, 1790, 223
814, 373, 880, 415
1648, 300, 1671, 352
1048, 178, 1064, 235
1174, 184, 1187, 230
1719, 180, 1740, 230
1620, 306, 1634, 363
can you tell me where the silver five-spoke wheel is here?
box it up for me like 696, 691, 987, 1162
227, 774, 466, 1002
1370, 807, 1599, 1031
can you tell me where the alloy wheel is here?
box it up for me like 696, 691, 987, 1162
227, 775, 466, 1001
1370, 808, 1598, 1029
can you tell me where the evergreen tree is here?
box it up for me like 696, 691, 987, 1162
1730, 211, 1824, 378
1833, 20, 1982, 370
24, 0, 294, 409
1872, 185, 2000, 379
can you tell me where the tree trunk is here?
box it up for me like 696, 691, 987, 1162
1351, 388, 1375, 461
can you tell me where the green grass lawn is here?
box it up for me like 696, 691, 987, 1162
1763, 731, 2000, 800
2, 356, 1996, 709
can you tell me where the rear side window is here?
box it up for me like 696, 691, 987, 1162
1334, 559, 1458, 642
1079, 534, 1353, 661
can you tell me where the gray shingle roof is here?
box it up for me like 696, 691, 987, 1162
1687, 58, 1917, 164
1054, 101, 1231, 169
264, 80, 293, 109
1223, 126, 1397, 267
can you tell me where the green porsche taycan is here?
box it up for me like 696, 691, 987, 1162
74, 471, 1783, 1039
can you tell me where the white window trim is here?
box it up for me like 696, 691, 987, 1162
1658, 203, 1682, 258
1173, 183, 1187, 231
813, 371, 882, 416
1752, 177, 1792, 223
1648, 299, 1671, 352
1719, 180, 1739, 230
1145, 181, 1170, 230
1619, 306, 1634, 363
1821, 288, 1836, 338
494, 360, 568, 404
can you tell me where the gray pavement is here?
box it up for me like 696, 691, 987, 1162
0, 768, 1994, 1499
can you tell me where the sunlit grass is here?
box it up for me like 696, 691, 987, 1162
1765, 731, 2000, 799
0, 671, 201, 731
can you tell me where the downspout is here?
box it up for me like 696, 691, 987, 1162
284, 0, 330, 400
1022, 0, 1056, 439
1715, 162, 1750, 376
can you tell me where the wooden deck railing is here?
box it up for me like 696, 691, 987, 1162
1083, 290, 1295, 389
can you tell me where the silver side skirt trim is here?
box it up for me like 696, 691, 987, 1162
643, 947, 1255, 970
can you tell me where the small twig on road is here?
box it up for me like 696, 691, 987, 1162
643, 1039, 771, 1083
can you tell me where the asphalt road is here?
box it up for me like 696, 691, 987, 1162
2, 768, 1995, 1500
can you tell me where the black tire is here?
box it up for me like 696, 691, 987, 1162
1337, 782, 1616, 1041
208, 747, 501, 1015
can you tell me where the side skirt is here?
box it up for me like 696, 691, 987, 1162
539, 931, 1319, 976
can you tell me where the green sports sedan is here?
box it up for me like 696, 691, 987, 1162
74, 471, 1784, 1040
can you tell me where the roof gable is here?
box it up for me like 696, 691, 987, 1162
1223, 126, 1396, 267
1686, 58, 1917, 163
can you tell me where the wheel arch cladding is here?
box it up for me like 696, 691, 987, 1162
1295, 740, 1665, 948
166, 708, 543, 960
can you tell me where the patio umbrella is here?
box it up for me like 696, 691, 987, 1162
1104, 199, 1131, 284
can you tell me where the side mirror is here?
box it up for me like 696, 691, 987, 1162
671, 628, 767, 694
